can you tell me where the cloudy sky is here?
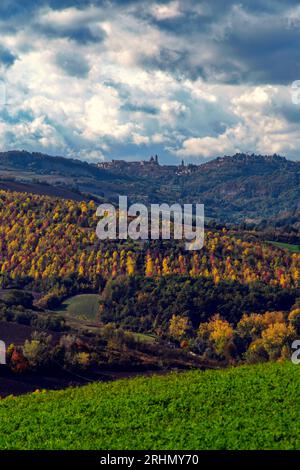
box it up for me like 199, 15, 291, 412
0, 0, 300, 163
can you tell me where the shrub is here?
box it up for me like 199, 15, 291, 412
23, 332, 53, 370
1, 290, 34, 309
288, 308, 300, 335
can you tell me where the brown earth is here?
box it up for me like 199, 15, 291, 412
0, 180, 86, 201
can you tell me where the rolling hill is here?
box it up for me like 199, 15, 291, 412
0, 150, 116, 180
0, 361, 299, 450
0, 150, 300, 223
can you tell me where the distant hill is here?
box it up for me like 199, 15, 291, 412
0, 150, 299, 223
180, 153, 300, 222
98, 152, 300, 222
0, 150, 117, 181
0, 180, 87, 202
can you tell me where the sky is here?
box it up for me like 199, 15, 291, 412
0, 0, 300, 164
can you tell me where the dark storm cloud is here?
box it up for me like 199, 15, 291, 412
138, 47, 206, 81
0, 1, 96, 36
38, 23, 106, 44
0, 1, 298, 84
0, 0, 94, 17
0, 0, 142, 21
275, 96, 300, 124
2, 0, 299, 84
0, 46, 17, 67
212, 10, 300, 85
55, 52, 90, 77
1, 0, 300, 161
121, 102, 159, 115
132, 0, 300, 85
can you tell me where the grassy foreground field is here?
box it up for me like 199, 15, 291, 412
0, 362, 299, 450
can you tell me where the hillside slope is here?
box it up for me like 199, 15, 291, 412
0, 150, 117, 181
0, 151, 300, 222
0, 180, 88, 201
0, 362, 299, 450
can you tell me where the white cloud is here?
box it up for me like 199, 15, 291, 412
0, 1, 299, 162
38, 5, 102, 28
83, 87, 134, 140
232, 86, 277, 115
174, 131, 237, 158
150, 2, 182, 21
151, 133, 165, 143
132, 133, 150, 145
172, 82, 300, 159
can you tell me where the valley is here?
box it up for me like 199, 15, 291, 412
0, 151, 299, 451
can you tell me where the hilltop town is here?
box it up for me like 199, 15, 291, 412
96, 155, 197, 176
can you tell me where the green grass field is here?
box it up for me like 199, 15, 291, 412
55, 294, 100, 321
266, 240, 300, 253
0, 361, 299, 450
133, 332, 157, 343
